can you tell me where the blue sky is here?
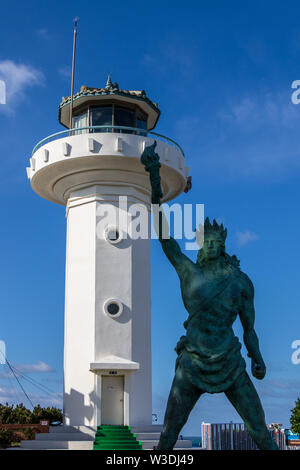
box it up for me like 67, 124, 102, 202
0, 0, 300, 434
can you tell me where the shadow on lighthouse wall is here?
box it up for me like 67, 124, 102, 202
63, 388, 97, 426
112, 303, 131, 324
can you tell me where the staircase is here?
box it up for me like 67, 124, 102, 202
94, 425, 142, 450
19, 424, 193, 450
19, 425, 95, 449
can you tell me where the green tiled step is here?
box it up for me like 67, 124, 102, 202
96, 432, 134, 436
98, 425, 131, 429
95, 448, 141, 451
94, 438, 138, 444
93, 425, 142, 451
95, 444, 141, 448
95, 436, 136, 440
96, 431, 136, 437
94, 443, 142, 450
95, 435, 136, 442
95, 434, 136, 441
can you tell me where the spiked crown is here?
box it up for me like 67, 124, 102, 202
196, 217, 227, 247
204, 217, 227, 241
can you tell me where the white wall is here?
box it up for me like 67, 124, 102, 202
64, 186, 152, 426
64, 198, 97, 426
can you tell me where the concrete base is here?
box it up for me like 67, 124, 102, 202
20, 425, 193, 450
131, 425, 192, 450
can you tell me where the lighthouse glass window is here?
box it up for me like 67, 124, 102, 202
90, 106, 112, 132
73, 112, 88, 134
114, 106, 135, 133
136, 117, 147, 136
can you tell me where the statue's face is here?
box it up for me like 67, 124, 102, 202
202, 235, 224, 260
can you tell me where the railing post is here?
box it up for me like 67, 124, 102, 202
32, 125, 185, 158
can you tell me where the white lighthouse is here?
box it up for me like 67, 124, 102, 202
27, 77, 189, 429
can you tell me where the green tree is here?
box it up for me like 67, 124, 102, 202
0, 403, 62, 424
11, 403, 32, 424
31, 405, 62, 424
0, 403, 31, 424
0, 403, 14, 424
290, 398, 300, 435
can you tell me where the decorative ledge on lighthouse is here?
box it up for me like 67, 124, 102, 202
90, 355, 140, 371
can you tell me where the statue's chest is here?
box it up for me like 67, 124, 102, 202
181, 269, 241, 312
183, 274, 213, 299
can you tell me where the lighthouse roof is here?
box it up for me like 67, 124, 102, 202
59, 77, 161, 130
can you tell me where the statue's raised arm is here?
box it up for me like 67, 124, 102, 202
140, 142, 194, 279
140, 141, 163, 206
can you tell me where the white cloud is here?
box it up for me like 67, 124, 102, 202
229, 97, 256, 123
218, 91, 300, 130
0, 362, 54, 381
177, 87, 300, 182
236, 230, 259, 247
15, 361, 55, 374
58, 66, 71, 80
0, 384, 62, 407
0, 60, 43, 111
257, 377, 300, 399
0, 385, 18, 397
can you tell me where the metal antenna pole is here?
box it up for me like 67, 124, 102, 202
69, 17, 79, 130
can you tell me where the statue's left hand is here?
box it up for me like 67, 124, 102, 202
251, 359, 266, 380
140, 141, 160, 170
140, 141, 163, 204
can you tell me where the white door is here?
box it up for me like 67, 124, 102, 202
101, 375, 124, 425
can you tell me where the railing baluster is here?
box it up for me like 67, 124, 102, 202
31, 125, 185, 158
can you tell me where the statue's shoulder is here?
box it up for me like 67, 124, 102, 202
225, 269, 254, 303
223, 253, 241, 279
223, 252, 254, 295
237, 270, 254, 297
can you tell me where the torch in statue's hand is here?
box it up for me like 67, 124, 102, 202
140, 141, 163, 205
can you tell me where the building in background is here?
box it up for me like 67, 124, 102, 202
202, 422, 258, 450
284, 429, 300, 449
267, 424, 287, 450
201, 422, 298, 450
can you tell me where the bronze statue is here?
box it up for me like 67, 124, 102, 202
141, 143, 278, 450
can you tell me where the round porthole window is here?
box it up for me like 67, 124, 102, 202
103, 299, 123, 318
104, 226, 122, 244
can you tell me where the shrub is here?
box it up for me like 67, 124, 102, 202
11, 432, 22, 443
22, 427, 35, 440
0, 427, 14, 446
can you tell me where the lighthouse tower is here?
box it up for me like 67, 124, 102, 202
27, 77, 189, 428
